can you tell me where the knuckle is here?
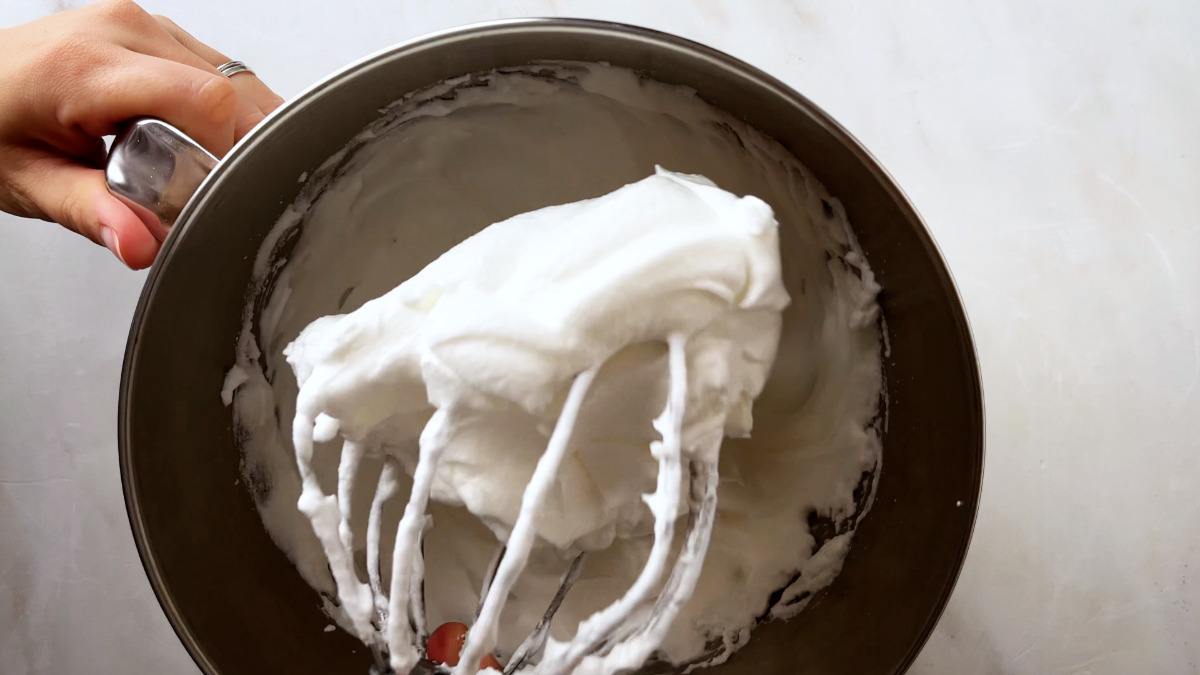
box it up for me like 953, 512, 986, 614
237, 109, 266, 131
195, 74, 238, 124
234, 108, 267, 140
0, 177, 42, 221
57, 189, 90, 236
97, 0, 147, 23
151, 13, 179, 31
30, 40, 97, 125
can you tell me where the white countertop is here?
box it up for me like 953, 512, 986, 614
2, 1, 1197, 673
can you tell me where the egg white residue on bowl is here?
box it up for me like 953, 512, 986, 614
223, 62, 885, 671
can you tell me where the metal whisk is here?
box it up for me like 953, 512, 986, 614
295, 334, 721, 675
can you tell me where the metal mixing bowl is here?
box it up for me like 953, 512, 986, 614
118, 19, 983, 675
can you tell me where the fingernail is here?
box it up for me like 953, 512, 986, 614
100, 226, 126, 265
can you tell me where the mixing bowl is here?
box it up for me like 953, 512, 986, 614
118, 18, 983, 675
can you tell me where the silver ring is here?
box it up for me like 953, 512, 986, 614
216, 60, 254, 78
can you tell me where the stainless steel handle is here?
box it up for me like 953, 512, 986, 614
104, 118, 217, 237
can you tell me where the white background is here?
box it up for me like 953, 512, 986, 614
1, 1, 1197, 673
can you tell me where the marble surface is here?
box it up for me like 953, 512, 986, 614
2, 0, 1197, 673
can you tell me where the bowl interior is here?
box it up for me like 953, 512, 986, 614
121, 20, 982, 675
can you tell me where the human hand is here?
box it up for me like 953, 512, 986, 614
0, 0, 283, 269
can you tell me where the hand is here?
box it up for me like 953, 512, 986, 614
0, 0, 283, 269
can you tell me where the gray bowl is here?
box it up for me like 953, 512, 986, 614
119, 19, 983, 675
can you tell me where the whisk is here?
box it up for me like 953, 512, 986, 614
291, 332, 722, 675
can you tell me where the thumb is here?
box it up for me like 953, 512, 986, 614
22, 155, 161, 269
94, 188, 161, 270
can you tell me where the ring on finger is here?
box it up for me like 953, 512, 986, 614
216, 60, 254, 78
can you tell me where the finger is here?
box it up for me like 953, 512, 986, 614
120, 20, 265, 140
151, 15, 284, 113
151, 15, 284, 138
13, 151, 160, 269
61, 51, 237, 157
75, 2, 249, 141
